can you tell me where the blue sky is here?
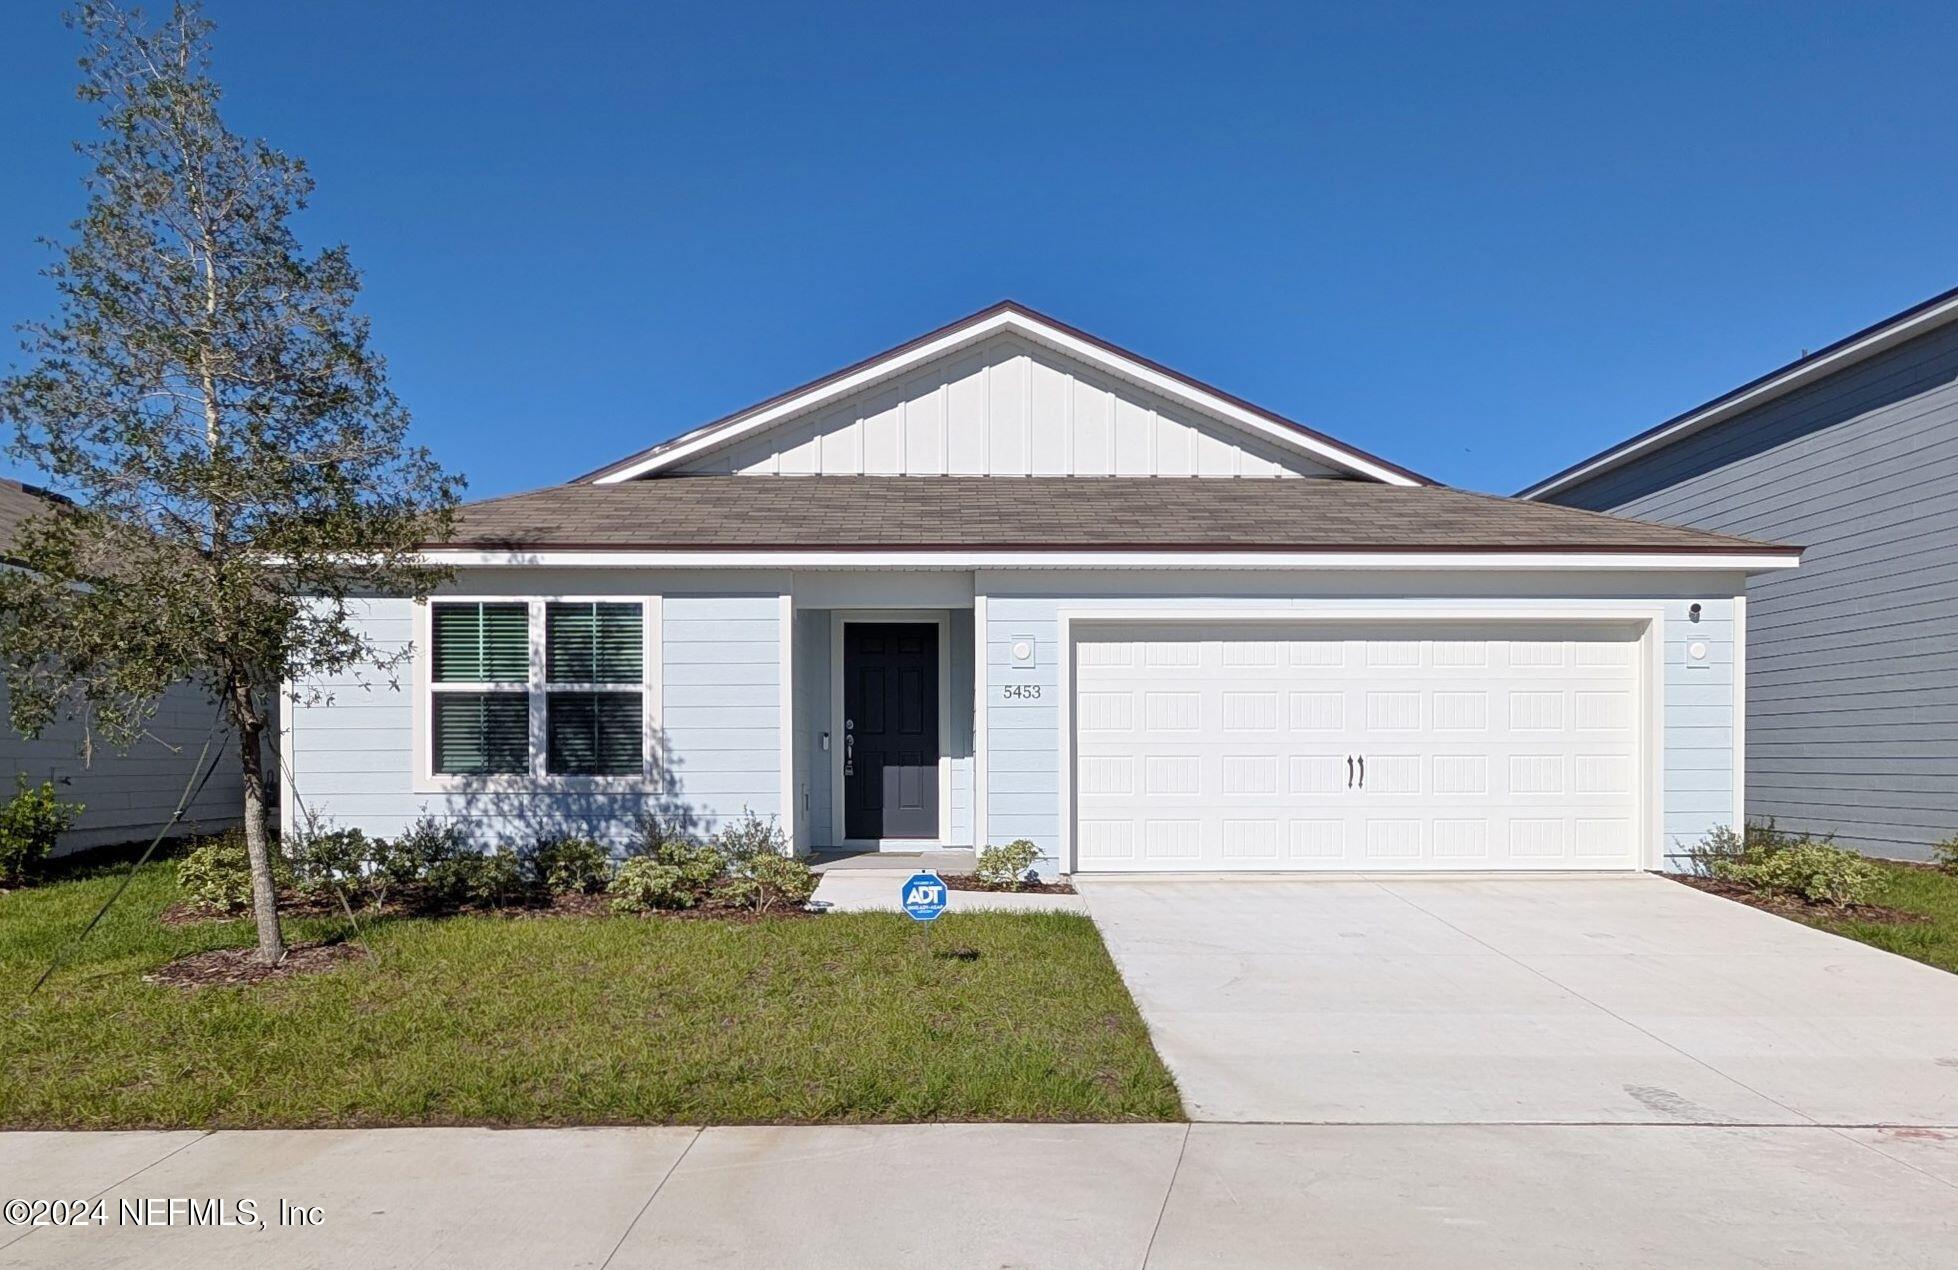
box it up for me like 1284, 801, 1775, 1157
2, 1, 1954, 499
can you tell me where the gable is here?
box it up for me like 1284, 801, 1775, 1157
677, 333, 1341, 479
583, 302, 1427, 484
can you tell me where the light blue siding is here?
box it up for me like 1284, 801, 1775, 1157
660, 593, 780, 836
792, 611, 833, 846
289, 587, 785, 848
948, 610, 976, 845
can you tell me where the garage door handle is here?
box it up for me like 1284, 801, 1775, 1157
1357, 755, 1365, 789
1347, 755, 1354, 788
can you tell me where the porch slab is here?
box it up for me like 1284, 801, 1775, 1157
810, 869, 1087, 914
807, 848, 976, 873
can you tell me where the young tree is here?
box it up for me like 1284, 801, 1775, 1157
0, 2, 461, 963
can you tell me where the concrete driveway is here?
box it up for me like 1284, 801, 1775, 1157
1079, 873, 1958, 1125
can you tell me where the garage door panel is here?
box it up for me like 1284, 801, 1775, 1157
1074, 623, 1644, 872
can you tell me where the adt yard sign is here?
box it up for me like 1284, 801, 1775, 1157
901, 871, 948, 922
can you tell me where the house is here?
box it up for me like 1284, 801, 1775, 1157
1519, 286, 1958, 861
0, 479, 245, 852
285, 302, 1797, 875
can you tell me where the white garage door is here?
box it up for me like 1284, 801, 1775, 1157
1072, 623, 1645, 872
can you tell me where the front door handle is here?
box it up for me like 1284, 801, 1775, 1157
844, 731, 854, 777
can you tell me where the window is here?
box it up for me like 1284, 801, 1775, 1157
431, 603, 529, 775
427, 599, 647, 781
545, 602, 643, 775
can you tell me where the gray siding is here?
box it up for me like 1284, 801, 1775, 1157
3, 678, 246, 853
1550, 319, 1958, 859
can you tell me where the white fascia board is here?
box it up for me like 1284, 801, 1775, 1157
419, 548, 1800, 571
592, 310, 1420, 486
1520, 291, 1958, 500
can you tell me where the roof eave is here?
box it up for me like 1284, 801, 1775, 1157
1518, 284, 1958, 501
576, 301, 1434, 487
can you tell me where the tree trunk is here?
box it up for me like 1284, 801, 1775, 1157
231, 677, 285, 965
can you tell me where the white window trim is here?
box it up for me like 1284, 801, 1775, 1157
829, 609, 954, 850
411, 594, 664, 794
1051, 602, 1668, 876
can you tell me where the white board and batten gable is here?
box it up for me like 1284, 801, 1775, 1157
583, 303, 1427, 485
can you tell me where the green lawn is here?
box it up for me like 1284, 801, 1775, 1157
0, 861, 1181, 1129
1808, 860, 1958, 974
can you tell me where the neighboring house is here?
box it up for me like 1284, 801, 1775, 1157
0, 479, 244, 852
1520, 286, 1958, 861
286, 302, 1796, 876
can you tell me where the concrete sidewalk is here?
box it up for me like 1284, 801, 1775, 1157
5, 1122, 1957, 1268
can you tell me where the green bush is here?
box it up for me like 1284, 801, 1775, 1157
178, 832, 289, 914
372, 816, 478, 904
465, 846, 526, 908
1933, 836, 1958, 873
632, 811, 697, 858
721, 850, 816, 914
705, 811, 812, 914
0, 776, 81, 883
609, 837, 725, 913
288, 826, 373, 901
708, 809, 786, 869
524, 836, 614, 895
1695, 821, 1879, 908
976, 839, 1040, 889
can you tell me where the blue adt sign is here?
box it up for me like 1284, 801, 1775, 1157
901, 871, 948, 922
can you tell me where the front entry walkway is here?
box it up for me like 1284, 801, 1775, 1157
1078, 873, 1958, 1125
808, 849, 1087, 914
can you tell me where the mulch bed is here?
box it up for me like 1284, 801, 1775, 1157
1667, 873, 1929, 926
941, 873, 1077, 895
160, 890, 347, 926
144, 940, 370, 990
164, 887, 819, 927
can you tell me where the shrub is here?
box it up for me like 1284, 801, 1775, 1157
178, 832, 289, 914
524, 836, 614, 895
708, 809, 786, 869
1933, 836, 1958, 874
609, 838, 725, 913
373, 816, 478, 904
0, 776, 81, 883
707, 811, 813, 914
1695, 821, 1879, 908
631, 811, 697, 858
976, 839, 1041, 890
722, 850, 817, 914
288, 826, 374, 902
465, 846, 526, 908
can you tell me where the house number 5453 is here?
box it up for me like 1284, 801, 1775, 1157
1001, 684, 1043, 701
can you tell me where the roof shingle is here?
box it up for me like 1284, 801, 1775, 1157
435, 477, 1798, 555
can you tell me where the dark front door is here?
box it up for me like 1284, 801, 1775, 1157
844, 622, 940, 840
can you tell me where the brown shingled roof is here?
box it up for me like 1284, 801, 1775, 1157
434, 477, 1798, 555
0, 479, 68, 559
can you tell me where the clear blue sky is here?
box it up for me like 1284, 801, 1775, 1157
3, 1, 1955, 499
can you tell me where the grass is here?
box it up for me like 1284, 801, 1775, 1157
0, 860, 1181, 1129
1806, 860, 1958, 974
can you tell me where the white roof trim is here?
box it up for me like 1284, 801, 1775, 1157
419, 548, 1798, 572
589, 306, 1424, 486
1519, 288, 1958, 500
